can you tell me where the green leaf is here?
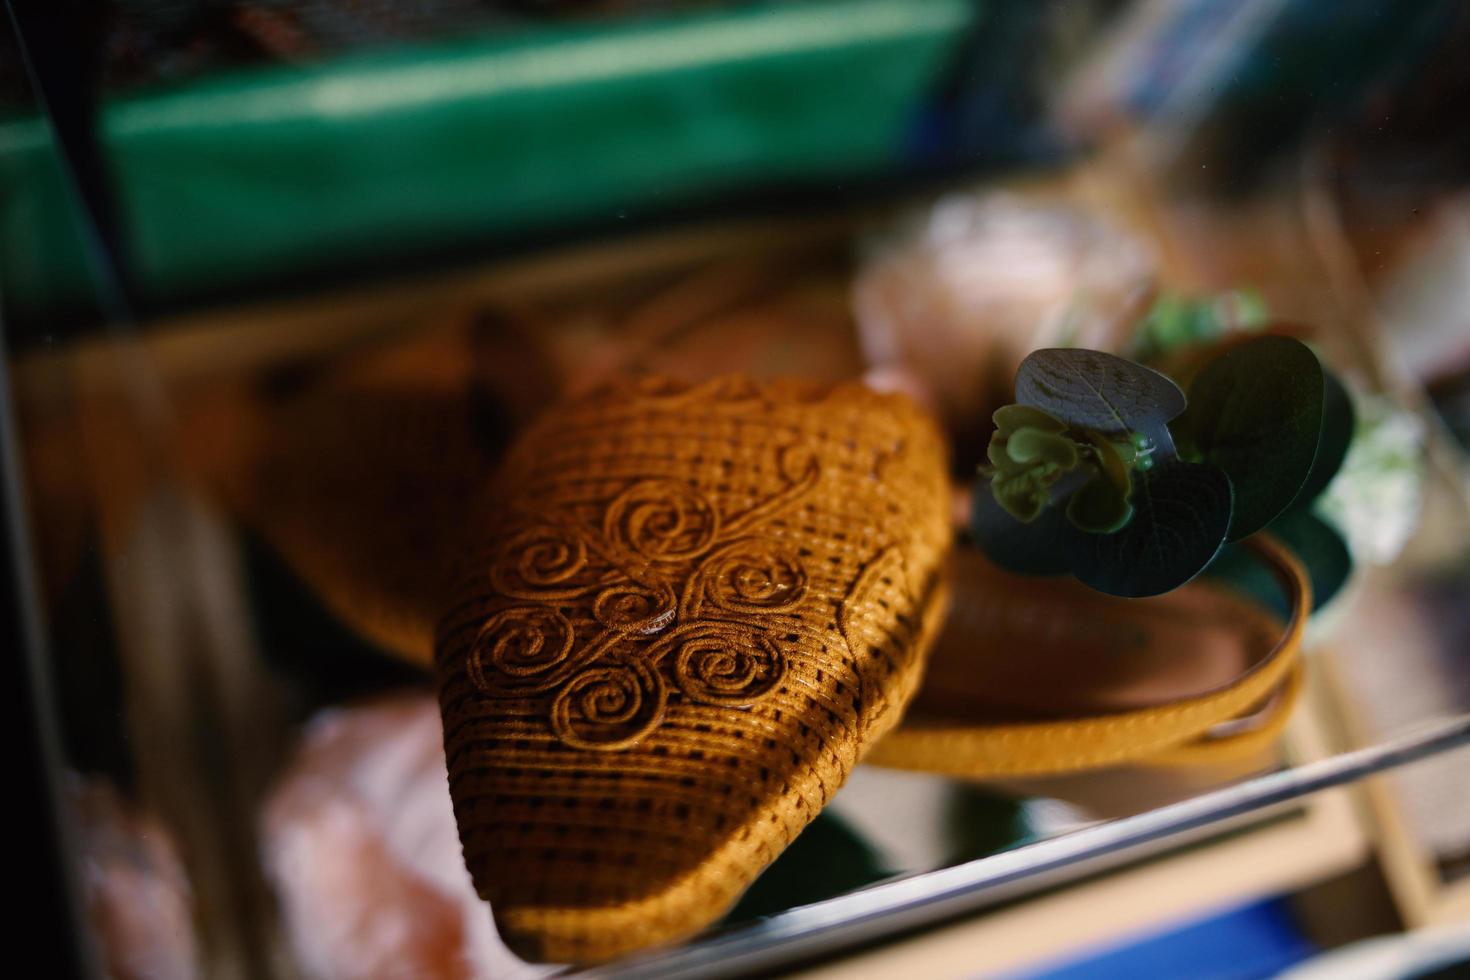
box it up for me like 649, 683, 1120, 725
1205, 510, 1352, 615
1065, 434, 1138, 533
1066, 460, 1232, 597
1133, 291, 1271, 363
1135, 294, 1195, 358
1275, 510, 1353, 611
1293, 368, 1355, 508
1066, 474, 1133, 533
972, 481, 1072, 576
1171, 336, 1324, 540
1016, 348, 1186, 453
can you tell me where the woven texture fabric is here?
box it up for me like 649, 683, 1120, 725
435, 375, 951, 963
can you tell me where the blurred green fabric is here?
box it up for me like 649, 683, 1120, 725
0, 0, 975, 325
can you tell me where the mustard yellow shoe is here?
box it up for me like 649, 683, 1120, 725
435, 376, 952, 963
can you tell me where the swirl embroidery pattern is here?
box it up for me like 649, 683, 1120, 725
435, 376, 954, 963
469, 451, 820, 751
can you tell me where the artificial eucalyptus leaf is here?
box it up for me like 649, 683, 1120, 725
1016, 348, 1185, 453
1066, 475, 1133, 533
1067, 435, 1134, 534
972, 482, 1072, 576
1172, 335, 1323, 540
1275, 508, 1352, 611
1066, 460, 1232, 597
1205, 510, 1352, 616
1293, 368, 1355, 508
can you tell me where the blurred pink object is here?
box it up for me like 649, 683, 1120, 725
854, 192, 1155, 463
262, 694, 553, 980
68, 774, 198, 980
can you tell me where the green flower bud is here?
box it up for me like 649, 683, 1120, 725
1007, 427, 1080, 468
993, 470, 1050, 523
993, 404, 1066, 438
